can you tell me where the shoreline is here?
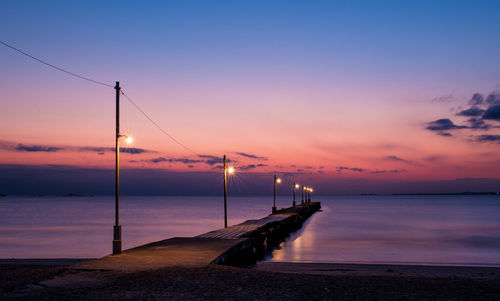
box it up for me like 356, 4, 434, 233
2, 260, 500, 300
255, 261, 500, 280
2, 258, 499, 279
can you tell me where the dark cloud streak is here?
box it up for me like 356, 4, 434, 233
476, 135, 500, 143
482, 105, 500, 121
456, 107, 485, 117
234, 152, 267, 160
15, 144, 62, 152
426, 119, 467, 131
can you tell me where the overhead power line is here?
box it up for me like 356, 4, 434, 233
0, 40, 113, 88
1, 40, 199, 156
121, 91, 199, 156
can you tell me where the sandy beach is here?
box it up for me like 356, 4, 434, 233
1, 259, 500, 300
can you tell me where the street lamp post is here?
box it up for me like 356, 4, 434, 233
113, 81, 132, 256
293, 182, 299, 207
223, 155, 235, 228
113, 81, 121, 255
301, 185, 304, 205
309, 188, 314, 202
223, 155, 228, 228
273, 175, 281, 214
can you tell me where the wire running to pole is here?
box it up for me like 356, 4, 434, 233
1, 40, 199, 156
0, 40, 113, 88
121, 91, 199, 156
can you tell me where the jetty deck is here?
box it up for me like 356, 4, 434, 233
74, 202, 321, 272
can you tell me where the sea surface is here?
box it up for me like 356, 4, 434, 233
1, 195, 499, 267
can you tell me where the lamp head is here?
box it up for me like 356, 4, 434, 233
276, 178, 282, 184
295, 183, 300, 189
227, 166, 235, 174
125, 136, 133, 144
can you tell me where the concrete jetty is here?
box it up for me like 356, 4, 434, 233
74, 202, 321, 272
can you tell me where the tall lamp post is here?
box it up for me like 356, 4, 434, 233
223, 155, 235, 228
309, 188, 314, 202
293, 182, 299, 207
273, 175, 281, 214
113, 81, 133, 255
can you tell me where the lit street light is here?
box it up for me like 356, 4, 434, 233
273, 175, 281, 214
223, 155, 235, 228
293, 182, 300, 206
305, 187, 313, 203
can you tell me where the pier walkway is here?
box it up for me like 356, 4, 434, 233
74, 202, 321, 272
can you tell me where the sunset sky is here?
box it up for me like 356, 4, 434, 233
1, 0, 500, 195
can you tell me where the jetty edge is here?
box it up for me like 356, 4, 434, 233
209, 202, 321, 266
73, 202, 321, 271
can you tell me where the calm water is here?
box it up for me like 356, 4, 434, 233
271, 195, 500, 267
0, 195, 272, 258
1, 195, 499, 267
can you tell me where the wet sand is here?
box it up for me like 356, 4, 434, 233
1, 259, 500, 300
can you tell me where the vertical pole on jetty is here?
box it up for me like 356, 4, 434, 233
113, 81, 122, 255
223, 155, 228, 228
301, 185, 304, 205
293, 182, 296, 207
272, 175, 277, 214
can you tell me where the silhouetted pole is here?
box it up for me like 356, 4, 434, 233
273, 175, 277, 214
113, 81, 122, 255
223, 155, 228, 228
301, 185, 304, 205
293, 182, 296, 207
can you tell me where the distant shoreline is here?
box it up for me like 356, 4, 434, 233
391, 192, 499, 196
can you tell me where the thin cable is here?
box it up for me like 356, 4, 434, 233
0, 40, 113, 88
121, 91, 199, 156
1, 40, 198, 155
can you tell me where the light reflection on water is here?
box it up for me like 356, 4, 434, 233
2, 195, 500, 266
270, 195, 500, 267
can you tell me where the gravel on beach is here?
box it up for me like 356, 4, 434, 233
2, 262, 500, 300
